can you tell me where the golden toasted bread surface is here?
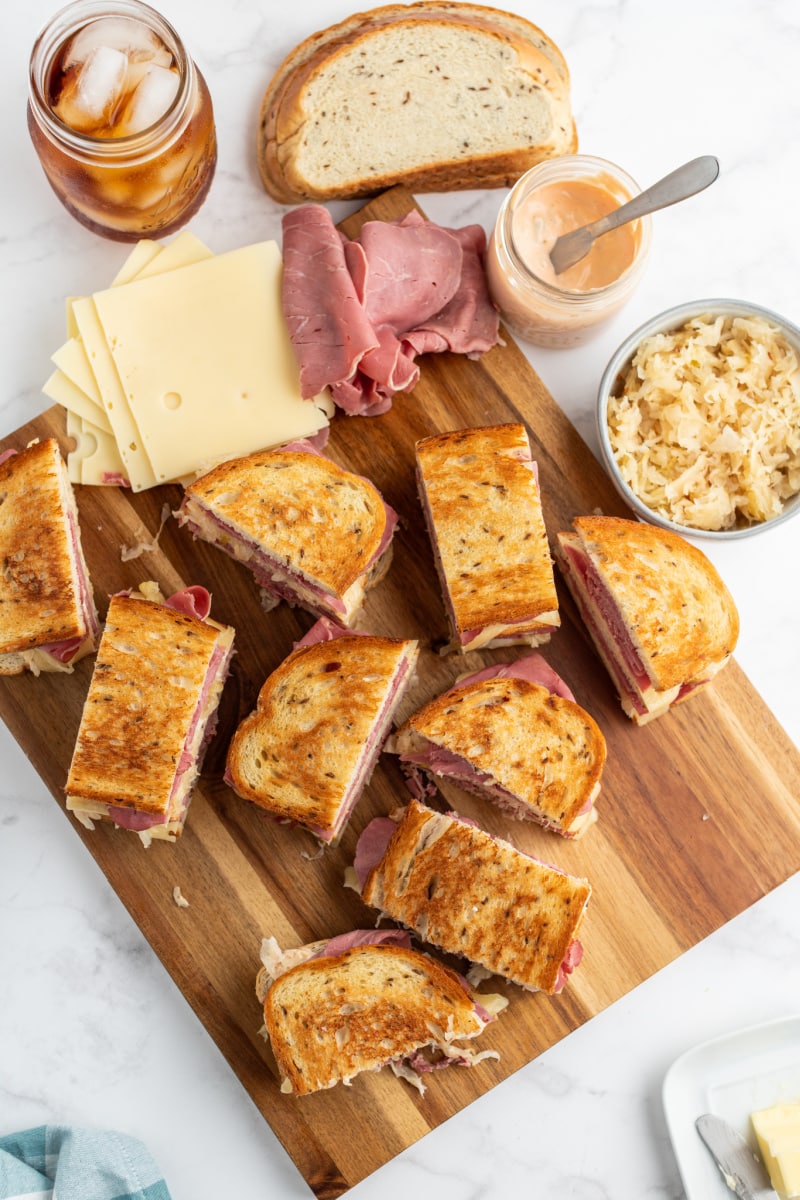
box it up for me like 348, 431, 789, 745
226, 634, 418, 834
262, 943, 484, 1095
362, 800, 591, 992
66, 596, 227, 814
183, 449, 389, 598
0, 438, 88, 659
401, 676, 606, 832
416, 424, 559, 638
567, 515, 740, 692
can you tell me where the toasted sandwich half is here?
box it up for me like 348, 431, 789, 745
355, 800, 591, 994
65, 583, 235, 845
389, 652, 606, 838
0, 438, 98, 675
415, 423, 559, 653
176, 440, 397, 626
256, 927, 506, 1096
225, 617, 419, 843
555, 515, 740, 724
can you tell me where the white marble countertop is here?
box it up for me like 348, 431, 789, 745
2, 2, 799, 1197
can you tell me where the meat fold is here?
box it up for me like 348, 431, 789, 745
282, 206, 500, 415
281, 204, 378, 398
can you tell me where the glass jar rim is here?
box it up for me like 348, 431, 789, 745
500, 154, 652, 302
28, 0, 193, 155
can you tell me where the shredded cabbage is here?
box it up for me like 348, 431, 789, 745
607, 314, 800, 529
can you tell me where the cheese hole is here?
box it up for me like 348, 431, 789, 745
162, 392, 182, 411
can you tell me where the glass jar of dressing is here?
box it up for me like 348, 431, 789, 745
486, 155, 652, 348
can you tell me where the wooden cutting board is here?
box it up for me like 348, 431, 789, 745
3, 186, 800, 1198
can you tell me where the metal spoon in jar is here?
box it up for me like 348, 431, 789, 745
548, 155, 720, 275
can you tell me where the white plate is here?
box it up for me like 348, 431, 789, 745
663, 1015, 800, 1199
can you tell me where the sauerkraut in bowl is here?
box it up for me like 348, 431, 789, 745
597, 299, 800, 539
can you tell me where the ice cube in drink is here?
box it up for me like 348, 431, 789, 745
64, 15, 172, 69
119, 62, 180, 135
54, 44, 128, 133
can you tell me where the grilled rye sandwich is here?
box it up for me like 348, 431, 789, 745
415, 423, 559, 652
225, 617, 419, 843
176, 441, 397, 627
389, 652, 606, 838
0, 438, 98, 675
65, 583, 235, 845
354, 800, 591, 994
556, 515, 740, 724
256, 927, 506, 1095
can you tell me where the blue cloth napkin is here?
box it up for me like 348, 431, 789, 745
0, 1125, 172, 1200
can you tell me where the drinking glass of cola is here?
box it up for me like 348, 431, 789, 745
28, 0, 216, 240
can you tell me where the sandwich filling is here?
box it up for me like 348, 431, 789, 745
397, 739, 599, 839
558, 535, 725, 722
45, 473, 100, 666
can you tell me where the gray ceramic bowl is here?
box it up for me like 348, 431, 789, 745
596, 298, 800, 540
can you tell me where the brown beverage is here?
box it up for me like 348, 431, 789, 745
28, 1, 216, 240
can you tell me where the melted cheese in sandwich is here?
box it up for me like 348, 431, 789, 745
458, 613, 560, 653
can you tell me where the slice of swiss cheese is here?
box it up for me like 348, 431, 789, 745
109, 238, 162, 286
46, 367, 112, 434
87, 240, 331, 490
66, 409, 128, 486
50, 231, 215, 482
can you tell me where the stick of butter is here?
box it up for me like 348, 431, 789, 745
751, 1104, 800, 1199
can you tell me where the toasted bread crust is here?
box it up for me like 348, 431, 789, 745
66, 595, 230, 815
400, 676, 606, 832
416, 424, 559, 639
565, 516, 740, 693
226, 634, 418, 834
183, 449, 390, 600
262, 942, 484, 1095
362, 800, 590, 992
257, 4, 576, 204
0, 438, 90, 662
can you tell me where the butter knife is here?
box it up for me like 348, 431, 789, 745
696, 1113, 779, 1200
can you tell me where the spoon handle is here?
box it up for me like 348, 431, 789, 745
590, 155, 720, 237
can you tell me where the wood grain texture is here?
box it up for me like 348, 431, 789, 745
2, 187, 800, 1196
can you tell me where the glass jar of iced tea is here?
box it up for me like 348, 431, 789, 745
27, 0, 216, 240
